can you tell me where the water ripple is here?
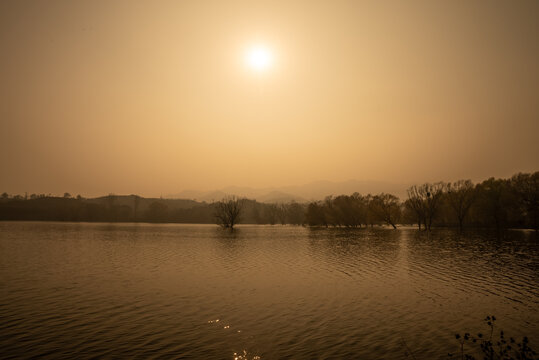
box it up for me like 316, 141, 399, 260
0, 222, 537, 359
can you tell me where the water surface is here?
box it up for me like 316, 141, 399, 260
0, 222, 537, 359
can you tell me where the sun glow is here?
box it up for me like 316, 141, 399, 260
245, 45, 274, 71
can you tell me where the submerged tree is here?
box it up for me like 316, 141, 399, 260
305, 193, 395, 228
423, 182, 445, 231
306, 201, 328, 227
215, 196, 244, 229
406, 186, 426, 230
406, 182, 445, 231
371, 193, 401, 229
332, 193, 364, 227
446, 179, 476, 231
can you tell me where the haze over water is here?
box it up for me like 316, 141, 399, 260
1, 222, 537, 359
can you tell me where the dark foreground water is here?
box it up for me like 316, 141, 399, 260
0, 222, 537, 359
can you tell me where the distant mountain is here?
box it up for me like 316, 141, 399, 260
165, 190, 226, 203
168, 180, 409, 203
256, 191, 305, 203
168, 187, 303, 203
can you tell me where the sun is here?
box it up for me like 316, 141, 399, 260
245, 45, 274, 71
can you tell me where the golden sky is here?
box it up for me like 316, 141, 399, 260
1, 0, 538, 197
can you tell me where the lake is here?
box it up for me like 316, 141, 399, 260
0, 222, 537, 359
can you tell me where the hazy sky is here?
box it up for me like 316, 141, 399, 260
1, 0, 538, 197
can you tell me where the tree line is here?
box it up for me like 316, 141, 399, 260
305, 171, 538, 231
1, 171, 537, 230
0, 193, 306, 225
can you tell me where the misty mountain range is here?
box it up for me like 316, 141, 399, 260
168, 180, 410, 203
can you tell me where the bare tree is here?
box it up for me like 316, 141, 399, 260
446, 180, 476, 231
406, 182, 445, 231
423, 182, 445, 231
371, 193, 401, 229
215, 196, 244, 229
332, 194, 363, 228
364, 194, 376, 227
406, 186, 426, 230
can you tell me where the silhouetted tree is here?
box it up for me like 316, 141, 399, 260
511, 172, 539, 230
371, 193, 401, 229
215, 196, 244, 229
323, 196, 338, 226
1, 171, 537, 228
424, 182, 445, 231
405, 186, 426, 230
406, 183, 445, 231
446, 180, 476, 231
306, 202, 327, 227
474, 178, 514, 231
306, 193, 385, 228
287, 202, 306, 225
364, 194, 376, 227
332, 194, 363, 227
